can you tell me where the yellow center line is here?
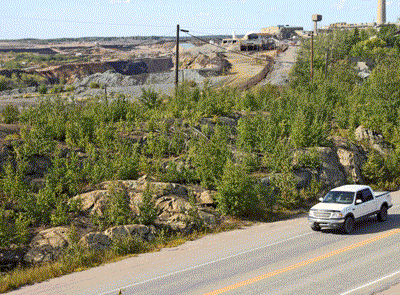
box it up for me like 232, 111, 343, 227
204, 229, 400, 295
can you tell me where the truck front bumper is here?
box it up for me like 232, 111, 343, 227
308, 217, 345, 229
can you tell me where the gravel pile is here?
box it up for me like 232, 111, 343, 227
73, 69, 229, 100
184, 44, 226, 55
74, 70, 147, 88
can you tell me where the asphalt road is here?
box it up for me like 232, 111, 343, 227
8, 191, 400, 295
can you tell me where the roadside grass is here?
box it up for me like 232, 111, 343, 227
0, 220, 246, 293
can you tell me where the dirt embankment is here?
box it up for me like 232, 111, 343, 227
0, 48, 58, 55
36, 57, 174, 84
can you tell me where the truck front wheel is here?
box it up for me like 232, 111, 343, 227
311, 223, 321, 231
342, 216, 354, 234
377, 205, 388, 222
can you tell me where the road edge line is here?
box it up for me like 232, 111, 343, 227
340, 269, 400, 295
98, 232, 313, 295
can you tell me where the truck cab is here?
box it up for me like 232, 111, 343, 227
309, 185, 392, 234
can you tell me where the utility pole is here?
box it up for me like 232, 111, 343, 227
175, 24, 180, 91
310, 33, 314, 81
325, 48, 329, 78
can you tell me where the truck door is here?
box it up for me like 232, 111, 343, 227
353, 191, 368, 218
361, 188, 376, 214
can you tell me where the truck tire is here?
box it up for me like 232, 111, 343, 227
342, 216, 354, 234
311, 223, 321, 231
377, 205, 388, 222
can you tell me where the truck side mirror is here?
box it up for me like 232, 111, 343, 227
356, 199, 362, 204
319, 197, 323, 202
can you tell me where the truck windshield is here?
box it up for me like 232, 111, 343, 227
322, 191, 354, 204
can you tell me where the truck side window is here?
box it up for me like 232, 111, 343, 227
362, 189, 373, 202
356, 191, 363, 203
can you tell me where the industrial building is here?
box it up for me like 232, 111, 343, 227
261, 26, 303, 39
221, 32, 277, 52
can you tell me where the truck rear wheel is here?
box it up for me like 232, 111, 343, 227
377, 205, 388, 222
342, 216, 354, 234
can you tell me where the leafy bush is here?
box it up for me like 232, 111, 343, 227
1, 105, 19, 123
216, 160, 259, 218
0, 77, 10, 91
191, 125, 231, 188
362, 151, 400, 189
139, 87, 161, 109
89, 81, 101, 89
38, 84, 47, 94
138, 186, 158, 225
111, 235, 148, 256
294, 149, 321, 170
106, 187, 134, 226
0, 160, 31, 207
49, 84, 64, 93
274, 173, 301, 210
0, 207, 30, 247
92, 186, 134, 230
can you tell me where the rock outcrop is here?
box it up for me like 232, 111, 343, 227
354, 126, 393, 155
78, 224, 155, 251
333, 136, 367, 184
24, 226, 70, 264
72, 190, 110, 216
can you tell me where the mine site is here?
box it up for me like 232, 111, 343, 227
0, 25, 301, 107
3, 0, 400, 291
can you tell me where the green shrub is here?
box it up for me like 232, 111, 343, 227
89, 81, 100, 89
0, 208, 30, 247
13, 126, 56, 158
38, 84, 47, 94
0, 160, 31, 207
191, 125, 231, 188
64, 85, 75, 92
237, 114, 282, 154
1, 104, 19, 124
274, 173, 301, 210
139, 87, 161, 109
216, 160, 259, 218
0, 77, 9, 91
49, 84, 64, 93
294, 149, 321, 170
362, 151, 400, 189
158, 160, 196, 184
111, 235, 148, 256
254, 181, 277, 218
107, 187, 134, 228
138, 186, 158, 225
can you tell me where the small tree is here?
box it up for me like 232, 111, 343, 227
138, 185, 158, 225
216, 160, 259, 218
1, 104, 19, 124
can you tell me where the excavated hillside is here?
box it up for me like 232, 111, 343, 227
36, 57, 174, 84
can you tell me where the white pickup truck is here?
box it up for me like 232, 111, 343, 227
308, 184, 392, 234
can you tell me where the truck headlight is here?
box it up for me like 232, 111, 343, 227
309, 210, 315, 217
331, 212, 344, 218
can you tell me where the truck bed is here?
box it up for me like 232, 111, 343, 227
375, 191, 389, 198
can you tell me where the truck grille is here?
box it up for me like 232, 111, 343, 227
313, 211, 331, 219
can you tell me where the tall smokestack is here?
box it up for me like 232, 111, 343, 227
377, 0, 386, 25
